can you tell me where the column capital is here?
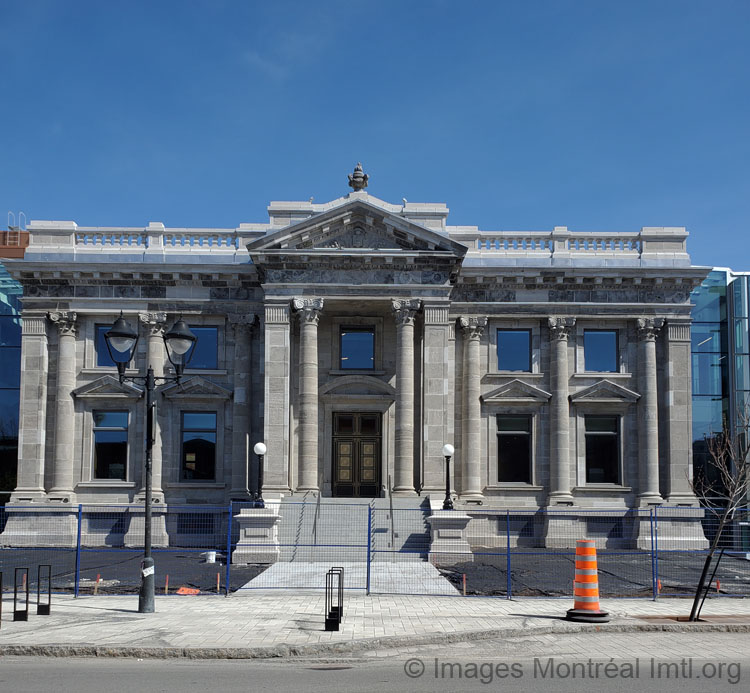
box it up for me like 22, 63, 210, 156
637, 317, 665, 342
292, 297, 324, 325
139, 312, 168, 336
459, 316, 487, 339
48, 311, 77, 335
548, 316, 576, 341
392, 298, 422, 325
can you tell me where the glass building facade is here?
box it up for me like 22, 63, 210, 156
0, 262, 22, 501
690, 269, 750, 503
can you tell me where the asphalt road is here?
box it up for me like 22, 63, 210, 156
1, 632, 747, 693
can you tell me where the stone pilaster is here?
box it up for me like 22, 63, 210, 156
392, 298, 421, 495
292, 297, 324, 492
548, 317, 575, 506
421, 304, 453, 492
637, 317, 665, 506
10, 314, 49, 501
48, 311, 78, 501
139, 312, 167, 501
228, 314, 255, 499
459, 316, 487, 501
662, 319, 699, 505
262, 302, 291, 493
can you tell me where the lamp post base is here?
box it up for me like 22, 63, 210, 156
138, 556, 155, 613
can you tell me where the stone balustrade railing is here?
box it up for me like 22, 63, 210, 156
24, 222, 691, 267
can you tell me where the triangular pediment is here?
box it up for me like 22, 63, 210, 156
247, 198, 466, 256
482, 379, 552, 404
161, 376, 232, 401
73, 375, 143, 400
570, 379, 640, 404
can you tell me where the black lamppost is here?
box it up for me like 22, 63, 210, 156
442, 444, 455, 510
105, 312, 197, 613
252, 442, 267, 508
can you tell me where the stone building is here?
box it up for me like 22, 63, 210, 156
1, 167, 711, 547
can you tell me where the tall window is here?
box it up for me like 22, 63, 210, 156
340, 326, 375, 369
497, 415, 531, 483
584, 330, 618, 372
497, 329, 531, 372
96, 325, 116, 367
181, 412, 217, 481
585, 415, 620, 483
186, 327, 218, 369
93, 411, 128, 480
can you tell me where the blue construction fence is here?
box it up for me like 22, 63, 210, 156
0, 503, 748, 599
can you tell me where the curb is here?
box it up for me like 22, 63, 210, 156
2, 621, 750, 660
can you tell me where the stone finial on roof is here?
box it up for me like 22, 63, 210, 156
348, 162, 369, 191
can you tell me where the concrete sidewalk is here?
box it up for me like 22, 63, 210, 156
1, 593, 749, 659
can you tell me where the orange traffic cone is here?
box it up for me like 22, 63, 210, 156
566, 539, 610, 623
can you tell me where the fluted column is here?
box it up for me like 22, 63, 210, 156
293, 297, 323, 492
229, 314, 255, 498
48, 311, 78, 500
392, 298, 421, 495
459, 316, 487, 500
637, 317, 665, 506
548, 317, 575, 506
139, 312, 167, 500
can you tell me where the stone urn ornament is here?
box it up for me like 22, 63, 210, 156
348, 162, 368, 191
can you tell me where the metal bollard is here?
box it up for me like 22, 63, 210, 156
325, 566, 344, 631
37, 565, 52, 616
14, 567, 29, 622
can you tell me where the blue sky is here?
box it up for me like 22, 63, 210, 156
1, 1, 748, 268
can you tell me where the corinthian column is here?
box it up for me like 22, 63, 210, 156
637, 317, 665, 506
139, 312, 167, 501
293, 297, 323, 492
48, 311, 78, 500
460, 316, 487, 500
228, 313, 255, 498
392, 298, 421, 495
548, 317, 575, 506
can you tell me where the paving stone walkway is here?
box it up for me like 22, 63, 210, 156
239, 561, 458, 595
1, 593, 750, 658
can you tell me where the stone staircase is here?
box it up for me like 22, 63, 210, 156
276, 495, 431, 564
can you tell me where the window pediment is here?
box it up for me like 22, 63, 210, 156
73, 375, 143, 400
570, 379, 640, 404
161, 376, 232, 401
482, 379, 552, 405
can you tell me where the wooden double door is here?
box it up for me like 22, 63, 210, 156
332, 412, 381, 498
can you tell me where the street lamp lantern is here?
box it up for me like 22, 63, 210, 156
104, 312, 139, 379
442, 444, 455, 511
104, 313, 197, 614
253, 442, 267, 508
163, 317, 197, 376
